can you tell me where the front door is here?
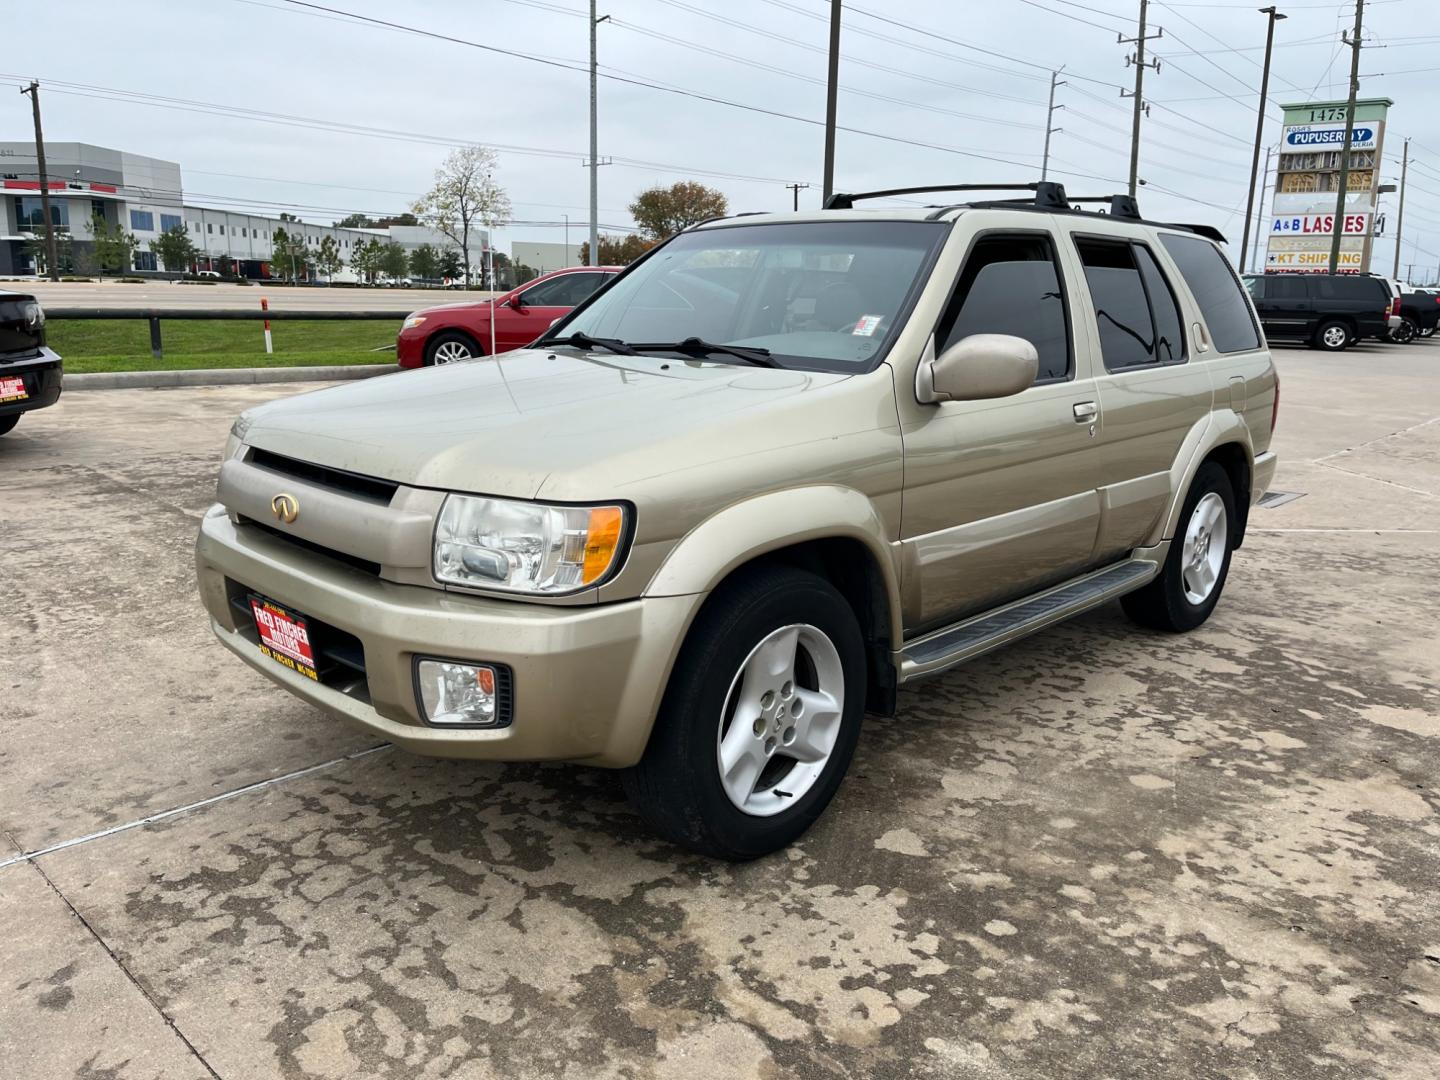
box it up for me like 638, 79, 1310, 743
897, 223, 1104, 635
497, 271, 610, 351
1254, 274, 1312, 339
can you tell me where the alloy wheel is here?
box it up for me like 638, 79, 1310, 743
1181, 492, 1227, 605
715, 623, 845, 817
432, 340, 473, 364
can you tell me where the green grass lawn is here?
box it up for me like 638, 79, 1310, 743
47, 319, 397, 374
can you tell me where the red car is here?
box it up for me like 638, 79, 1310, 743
397, 266, 621, 367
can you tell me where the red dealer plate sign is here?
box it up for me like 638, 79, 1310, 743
0, 376, 28, 404
249, 595, 319, 680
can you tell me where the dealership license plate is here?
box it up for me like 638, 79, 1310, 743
0, 376, 27, 404
248, 595, 319, 680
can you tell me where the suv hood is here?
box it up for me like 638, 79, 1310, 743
240, 348, 857, 499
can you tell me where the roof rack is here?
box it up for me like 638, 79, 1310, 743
823, 182, 1070, 211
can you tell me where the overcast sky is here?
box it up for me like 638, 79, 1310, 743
9, 0, 1440, 275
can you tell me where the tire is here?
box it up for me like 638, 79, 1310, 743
1121, 461, 1236, 633
1394, 317, 1419, 344
0, 414, 17, 437
1420, 324, 1436, 338
1313, 320, 1351, 352
622, 565, 867, 860
424, 331, 482, 366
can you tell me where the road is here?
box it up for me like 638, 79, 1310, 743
1, 343, 1437, 1079
18, 279, 497, 312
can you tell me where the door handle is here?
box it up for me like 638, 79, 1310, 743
1072, 401, 1098, 423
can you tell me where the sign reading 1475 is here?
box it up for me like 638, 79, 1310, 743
1305, 106, 1349, 122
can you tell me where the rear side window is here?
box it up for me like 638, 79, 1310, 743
1270, 277, 1307, 300
1158, 234, 1261, 353
1315, 276, 1387, 301
937, 233, 1072, 382
1075, 239, 1183, 371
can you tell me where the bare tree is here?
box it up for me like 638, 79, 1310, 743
411, 146, 511, 287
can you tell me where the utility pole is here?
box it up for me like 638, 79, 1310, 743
1120, 0, 1162, 198
20, 82, 60, 282
1328, 0, 1365, 275
1392, 138, 1409, 279
822, 0, 841, 204
786, 182, 810, 210
588, 3, 610, 266
1041, 69, 1066, 181
1252, 145, 1273, 273
1241, 7, 1286, 274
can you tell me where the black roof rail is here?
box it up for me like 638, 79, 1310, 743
823, 182, 1069, 211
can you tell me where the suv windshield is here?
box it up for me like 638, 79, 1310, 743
547, 220, 947, 371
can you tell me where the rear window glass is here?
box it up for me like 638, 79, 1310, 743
1158, 234, 1261, 353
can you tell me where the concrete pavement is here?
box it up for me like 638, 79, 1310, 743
23, 279, 496, 312
1, 344, 1437, 1078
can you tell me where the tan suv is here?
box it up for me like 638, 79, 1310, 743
197, 182, 1278, 859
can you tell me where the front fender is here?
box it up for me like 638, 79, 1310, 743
1145, 410, 1253, 546
644, 485, 904, 643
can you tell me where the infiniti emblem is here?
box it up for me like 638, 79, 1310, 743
270, 493, 299, 524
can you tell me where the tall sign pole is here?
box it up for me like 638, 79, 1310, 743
1392, 138, 1409, 279
1042, 69, 1066, 181
1241, 8, 1285, 274
1328, 0, 1365, 275
822, 0, 841, 204
1120, 1, 1162, 198
20, 82, 60, 282
1252, 145, 1273, 274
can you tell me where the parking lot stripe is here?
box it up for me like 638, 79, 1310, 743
0, 743, 391, 871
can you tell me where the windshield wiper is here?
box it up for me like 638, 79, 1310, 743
633, 337, 778, 367
544, 331, 638, 356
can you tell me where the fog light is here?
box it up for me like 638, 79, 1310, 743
417, 659, 500, 726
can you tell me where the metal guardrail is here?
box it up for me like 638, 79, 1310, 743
45, 307, 411, 360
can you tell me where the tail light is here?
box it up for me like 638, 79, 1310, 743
1271, 372, 1280, 434
1390, 296, 1402, 317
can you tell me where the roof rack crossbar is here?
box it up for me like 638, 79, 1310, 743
824, 182, 1069, 211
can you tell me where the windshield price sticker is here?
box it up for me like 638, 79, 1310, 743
852, 315, 883, 337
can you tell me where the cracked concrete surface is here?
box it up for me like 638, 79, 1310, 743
1, 345, 1437, 1078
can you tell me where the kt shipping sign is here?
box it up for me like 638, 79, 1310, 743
1282, 123, 1378, 152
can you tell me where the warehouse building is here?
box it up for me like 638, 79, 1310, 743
0, 141, 486, 279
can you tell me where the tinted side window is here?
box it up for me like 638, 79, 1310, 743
523, 273, 602, 306
1315, 276, 1386, 302
938, 234, 1072, 382
1135, 246, 1185, 363
1076, 240, 1158, 370
1158, 234, 1261, 353
1270, 277, 1307, 300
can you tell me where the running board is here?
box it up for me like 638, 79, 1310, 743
898, 559, 1160, 683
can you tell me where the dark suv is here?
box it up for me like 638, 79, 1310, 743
0, 290, 62, 437
1243, 273, 1391, 352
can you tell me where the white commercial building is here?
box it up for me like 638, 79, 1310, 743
0, 141, 488, 279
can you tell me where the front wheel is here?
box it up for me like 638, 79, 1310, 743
1122, 461, 1236, 633
1313, 320, 1351, 352
623, 566, 866, 860
424, 331, 482, 366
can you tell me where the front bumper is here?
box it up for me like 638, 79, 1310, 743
196, 506, 696, 766
0, 347, 62, 417
395, 327, 426, 368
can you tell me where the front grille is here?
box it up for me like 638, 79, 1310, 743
225, 579, 371, 704
238, 517, 382, 577
249, 448, 399, 505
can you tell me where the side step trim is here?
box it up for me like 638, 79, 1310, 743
898, 558, 1160, 683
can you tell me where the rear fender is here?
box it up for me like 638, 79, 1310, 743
1145, 411, 1253, 546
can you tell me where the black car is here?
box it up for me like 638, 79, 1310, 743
1399, 287, 1440, 338
0, 290, 62, 437
1243, 273, 1392, 352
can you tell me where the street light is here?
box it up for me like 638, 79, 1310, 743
1240, 7, 1286, 273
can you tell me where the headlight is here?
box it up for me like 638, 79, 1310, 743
402, 313, 427, 330
433, 495, 627, 594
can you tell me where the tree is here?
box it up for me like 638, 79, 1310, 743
90, 214, 139, 275
409, 243, 441, 282
315, 235, 343, 280
628, 182, 728, 241
438, 247, 463, 282
334, 213, 375, 228
578, 233, 657, 266
351, 237, 383, 284
270, 228, 312, 281
411, 145, 511, 287
149, 225, 198, 272
279, 212, 301, 223
21, 232, 75, 276
378, 241, 410, 281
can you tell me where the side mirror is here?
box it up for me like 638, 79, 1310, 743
919, 334, 1038, 403
508, 294, 526, 310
